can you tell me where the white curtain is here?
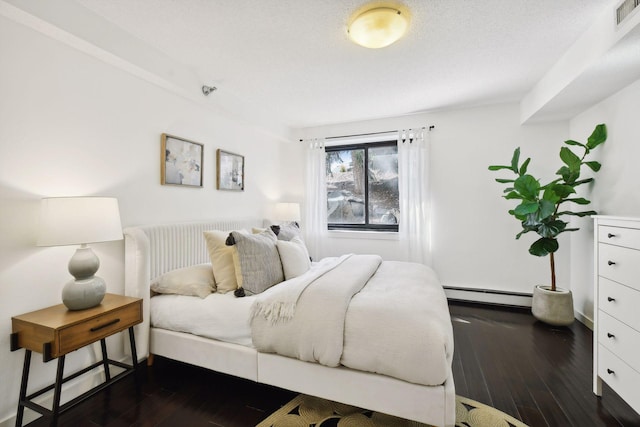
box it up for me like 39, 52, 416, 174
398, 128, 431, 265
303, 138, 327, 261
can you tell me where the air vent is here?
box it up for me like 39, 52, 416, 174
617, 0, 640, 25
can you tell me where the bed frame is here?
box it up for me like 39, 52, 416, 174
123, 219, 456, 427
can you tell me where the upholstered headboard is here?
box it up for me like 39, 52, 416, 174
123, 218, 264, 359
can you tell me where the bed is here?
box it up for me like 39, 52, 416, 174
123, 219, 456, 427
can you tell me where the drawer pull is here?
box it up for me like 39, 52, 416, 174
90, 318, 120, 332
607, 297, 616, 302
607, 260, 616, 266
607, 332, 615, 339
607, 369, 615, 375
607, 233, 616, 238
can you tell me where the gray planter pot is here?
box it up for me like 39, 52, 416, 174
531, 285, 574, 326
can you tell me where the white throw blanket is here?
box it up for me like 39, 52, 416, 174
251, 256, 453, 386
252, 254, 382, 367
251, 254, 352, 324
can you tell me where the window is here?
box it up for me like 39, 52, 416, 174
326, 140, 399, 231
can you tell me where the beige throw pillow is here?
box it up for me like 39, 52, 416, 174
150, 264, 215, 298
203, 230, 239, 293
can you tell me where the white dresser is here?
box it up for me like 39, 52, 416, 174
593, 216, 640, 414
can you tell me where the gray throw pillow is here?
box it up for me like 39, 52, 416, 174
273, 222, 302, 241
228, 228, 284, 295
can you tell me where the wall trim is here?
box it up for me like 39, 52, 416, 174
446, 286, 595, 330
575, 310, 594, 330
445, 286, 533, 308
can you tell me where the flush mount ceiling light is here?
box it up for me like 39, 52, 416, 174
348, 4, 410, 49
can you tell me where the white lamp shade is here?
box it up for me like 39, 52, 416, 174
274, 202, 301, 222
37, 197, 123, 247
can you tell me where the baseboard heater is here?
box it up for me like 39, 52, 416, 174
444, 286, 533, 308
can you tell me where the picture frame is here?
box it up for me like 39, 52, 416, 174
161, 133, 204, 187
216, 149, 244, 191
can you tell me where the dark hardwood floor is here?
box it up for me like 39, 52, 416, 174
23, 302, 640, 427
449, 303, 640, 427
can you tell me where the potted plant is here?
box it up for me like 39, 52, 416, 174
489, 124, 607, 326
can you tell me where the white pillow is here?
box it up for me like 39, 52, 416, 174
203, 230, 239, 293
150, 264, 214, 298
276, 237, 311, 280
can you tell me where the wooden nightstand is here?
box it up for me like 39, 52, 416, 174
10, 293, 143, 427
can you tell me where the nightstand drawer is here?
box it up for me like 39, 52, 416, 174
598, 311, 640, 372
598, 345, 640, 412
598, 243, 640, 291
599, 225, 640, 250
598, 277, 640, 331
12, 294, 143, 359
58, 302, 141, 355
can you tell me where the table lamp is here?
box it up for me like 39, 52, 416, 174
37, 197, 123, 310
274, 202, 301, 223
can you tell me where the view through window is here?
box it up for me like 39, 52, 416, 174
326, 140, 399, 231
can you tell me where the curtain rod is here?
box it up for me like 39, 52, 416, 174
299, 125, 434, 142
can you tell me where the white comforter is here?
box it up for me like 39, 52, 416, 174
150, 292, 255, 347
251, 255, 454, 386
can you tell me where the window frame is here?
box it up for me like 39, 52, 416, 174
326, 140, 399, 232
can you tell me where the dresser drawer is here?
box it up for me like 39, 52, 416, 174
58, 302, 142, 355
598, 243, 640, 291
598, 345, 640, 413
599, 225, 640, 250
598, 278, 640, 331
598, 311, 640, 372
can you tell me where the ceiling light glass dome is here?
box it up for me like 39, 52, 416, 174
348, 6, 410, 49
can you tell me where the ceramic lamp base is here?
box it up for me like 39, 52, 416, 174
62, 244, 106, 310
62, 276, 106, 310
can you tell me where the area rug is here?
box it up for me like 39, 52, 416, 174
257, 394, 529, 427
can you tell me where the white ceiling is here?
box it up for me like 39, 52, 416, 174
65, 1, 619, 128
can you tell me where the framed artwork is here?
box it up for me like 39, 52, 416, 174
161, 134, 204, 187
216, 149, 244, 191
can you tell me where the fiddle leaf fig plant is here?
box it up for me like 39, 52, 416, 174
488, 123, 607, 291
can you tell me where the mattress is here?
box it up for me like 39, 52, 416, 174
150, 292, 255, 347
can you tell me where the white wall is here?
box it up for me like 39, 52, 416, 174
297, 104, 571, 294
569, 77, 640, 324
0, 16, 292, 423
430, 105, 570, 293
